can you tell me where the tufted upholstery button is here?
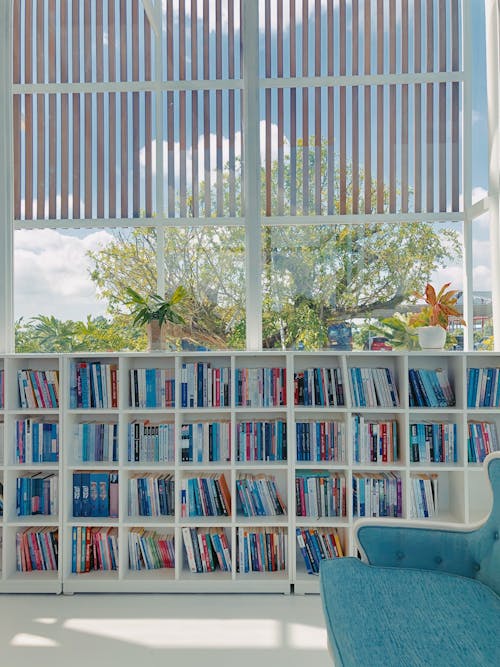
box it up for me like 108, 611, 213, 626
435, 556, 443, 564
473, 563, 480, 572
494, 531, 499, 541
396, 551, 404, 560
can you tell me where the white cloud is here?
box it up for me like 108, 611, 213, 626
14, 229, 114, 321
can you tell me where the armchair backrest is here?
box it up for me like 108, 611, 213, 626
474, 452, 500, 595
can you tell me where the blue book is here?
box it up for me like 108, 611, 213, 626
89, 474, 99, 517
95, 472, 110, 517
73, 472, 82, 517
145, 368, 156, 408
80, 472, 91, 517
418, 370, 440, 407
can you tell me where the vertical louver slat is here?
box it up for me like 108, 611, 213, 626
13, 2, 21, 219
265, 0, 272, 216
376, 0, 384, 213
302, 0, 309, 215
179, 0, 187, 217
203, 0, 211, 217
277, 0, 284, 216
108, 0, 117, 218
60, 0, 69, 219
414, 0, 422, 213
401, 0, 409, 213
120, 0, 128, 217
166, 0, 175, 217
132, 0, 140, 216
72, 0, 80, 219
426, 0, 434, 212
96, 1, 105, 218
389, 0, 396, 213
144, 7, 153, 217
36, 0, 45, 219
451, 0, 460, 211
363, 0, 371, 213
216, 0, 223, 216
289, 0, 297, 216
24, 0, 34, 219
351, 0, 359, 215
327, 0, 334, 214
191, 0, 199, 217
49, 0, 57, 219
339, 0, 346, 215
84, 1, 92, 218
438, 0, 447, 212
228, 0, 236, 216
314, 0, 322, 215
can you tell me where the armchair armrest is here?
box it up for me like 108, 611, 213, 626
355, 519, 483, 579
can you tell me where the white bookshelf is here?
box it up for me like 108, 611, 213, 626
0, 351, 498, 594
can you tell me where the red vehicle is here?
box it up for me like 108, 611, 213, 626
370, 337, 393, 351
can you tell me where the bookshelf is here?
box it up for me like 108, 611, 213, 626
0, 351, 498, 594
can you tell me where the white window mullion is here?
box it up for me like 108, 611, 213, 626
0, 0, 13, 352
242, 0, 262, 351
485, 0, 500, 350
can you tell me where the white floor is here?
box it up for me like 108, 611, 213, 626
0, 593, 332, 667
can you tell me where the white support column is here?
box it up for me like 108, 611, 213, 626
242, 0, 262, 350
0, 2, 13, 353
153, 1, 165, 296
485, 0, 500, 350
462, 0, 474, 351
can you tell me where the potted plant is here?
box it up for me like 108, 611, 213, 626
408, 282, 466, 350
125, 286, 187, 351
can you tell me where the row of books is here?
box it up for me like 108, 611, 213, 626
183, 527, 232, 573
181, 421, 231, 463
468, 421, 500, 463
296, 527, 344, 575
16, 474, 58, 516
293, 367, 345, 406
410, 422, 457, 463
128, 420, 175, 463
296, 420, 346, 462
235, 474, 287, 517
352, 472, 403, 517
71, 526, 119, 572
69, 361, 118, 409
16, 527, 58, 571
129, 528, 175, 570
180, 473, 231, 517
236, 420, 286, 462
237, 527, 287, 573
234, 367, 287, 407
74, 422, 118, 462
410, 474, 438, 518
349, 367, 399, 408
352, 416, 398, 463
129, 368, 175, 408
15, 419, 59, 463
72, 472, 119, 517
467, 367, 500, 408
408, 368, 455, 407
295, 472, 346, 518
128, 474, 175, 517
17, 369, 60, 409
181, 363, 231, 408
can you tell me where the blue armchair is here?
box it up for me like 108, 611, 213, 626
320, 452, 500, 666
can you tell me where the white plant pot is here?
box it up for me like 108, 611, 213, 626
418, 325, 447, 350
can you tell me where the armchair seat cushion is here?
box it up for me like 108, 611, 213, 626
320, 557, 500, 667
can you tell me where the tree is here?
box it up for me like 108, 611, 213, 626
85, 140, 459, 351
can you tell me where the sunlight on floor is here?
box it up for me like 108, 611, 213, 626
8, 617, 328, 652
11, 633, 60, 647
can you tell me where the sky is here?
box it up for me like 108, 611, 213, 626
13, 1, 492, 323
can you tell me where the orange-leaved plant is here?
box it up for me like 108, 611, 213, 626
408, 283, 466, 330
